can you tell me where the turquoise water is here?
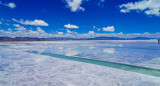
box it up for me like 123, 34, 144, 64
27, 50, 160, 77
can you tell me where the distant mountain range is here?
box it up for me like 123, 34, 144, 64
0, 37, 158, 41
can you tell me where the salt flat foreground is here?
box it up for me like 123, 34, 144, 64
0, 40, 160, 86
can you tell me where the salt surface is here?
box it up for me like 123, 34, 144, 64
0, 40, 160, 86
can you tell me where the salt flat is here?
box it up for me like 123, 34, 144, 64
0, 40, 160, 86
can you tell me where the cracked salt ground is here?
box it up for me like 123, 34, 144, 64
0, 50, 159, 86
0, 40, 160, 86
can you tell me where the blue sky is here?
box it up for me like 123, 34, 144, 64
0, 0, 160, 38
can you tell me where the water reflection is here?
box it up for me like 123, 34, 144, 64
2, 40, 160, 68
103, 48, 115, 54
65, 51, 79, 56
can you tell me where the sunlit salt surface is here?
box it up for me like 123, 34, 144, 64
27, 50, 160, 77
0, 40, 160, 86
4, 40, 160, 68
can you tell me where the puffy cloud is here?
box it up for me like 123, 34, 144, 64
119, 0, 160, 16
12, 19, 49, 26
0, 23, 160, 39
13, 24, 21, 27
102, 26, 115, 32
0, 1, 16, 8
0, 27, 49, 38
0, 30, 160, 38
118, 32, 123, 35
76, 32, 160, 38
14, 26, 26, 31
0, 21, 2, 24
65, 0, 85, 12
12, 18, 17, 22
88, 31, 95, 35
58, 32, 64, 35
36, 27, 45, 34
13, 24, 26, 31
8, 28, 12, 32
66, 29, 72, 33
64, 24, 79, 29
6, 3, 16, 8
66, 29, 77, 34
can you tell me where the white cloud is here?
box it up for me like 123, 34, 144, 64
0, 27, 49, 38
103, 48, 115, 54
13, 24, 21, 27
66, 29, 72, 33
12, 19, 49, 26
118, 32, 123, 35
64, 24, 79, 29
65, 0, 85, 12
14, 26, 26, 31
0, 21, 2, 24
88, 31, 95, 35
66, 29, 77, 34
12, 18, 17, 22
13, 24, 26, 31
0, 23, 160, 39
58, 32, 64, 35
36, 27, 45, 34
76, 32, 160, 38
0, 29, 160, 38
6, 3, 16, 8
103, 26, 115, 32
119, 0, 160, 16
8, 28, 12, 32
0, 1, 16, 8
